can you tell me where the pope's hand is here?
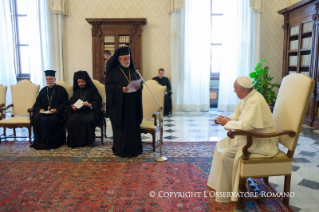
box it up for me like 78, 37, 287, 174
215, 116, 230, 126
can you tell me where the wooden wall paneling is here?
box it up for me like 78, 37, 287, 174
86, 18, 147, 83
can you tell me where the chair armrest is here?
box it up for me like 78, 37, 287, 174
227, 130, 296, 139
101, 103, 108, 118
28, 108, 33, 120
0, 104, 4, 120
0, 104, 13, 112
227, 129, 296, 160
151, 107, 163, 126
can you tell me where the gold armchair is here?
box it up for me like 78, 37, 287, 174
0, 80, 40, 143
56, 80, 73, 100
0, 84, 7, 120
92, 79, 107, 144
140, 80, 166, 151
56, 80, 106, 145
227, 74, 315, 209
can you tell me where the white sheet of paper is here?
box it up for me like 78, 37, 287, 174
127, 79, 142, 93
40, 111, 51, 114
74, 99, 83, 109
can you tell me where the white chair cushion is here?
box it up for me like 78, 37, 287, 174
241, 150, 292, 177
140, 120, 163, 130
0, 117, 31, 124
140, 120, 158, 130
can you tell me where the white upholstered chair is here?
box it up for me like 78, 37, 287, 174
0, 80, 40, 143
92, 79, 107, 143
227, 74, 315, 209
0, 85, 7, 120
56, 80, 73, 100
140, 80, 166, 151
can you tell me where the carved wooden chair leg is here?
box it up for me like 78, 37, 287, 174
263, 177, 269, 184
104, 118, 107, 138
28, 126, 32, 144
104, 123, 107, 138
152, 132, 156, 152
3, 127, 6, 136
283, 175, 291, 205
236, 177, 247, 209
100, 126, 104, 145
13, 128, 16, 137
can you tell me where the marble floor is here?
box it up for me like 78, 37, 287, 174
1, 108, 319, 211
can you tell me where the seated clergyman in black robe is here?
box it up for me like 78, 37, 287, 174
152, 68, 172, 115
31, 70, 69, 150
105, 46, 143, 158
67, 70, 104, 148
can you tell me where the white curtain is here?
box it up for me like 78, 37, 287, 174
172, 0, 211, 112
171, 9, 184, 112
48, 0, 68, 80
218, 0, 260, 112
48, 13, 64, 80
0, 0, 17, 105
28, 0, 52, 88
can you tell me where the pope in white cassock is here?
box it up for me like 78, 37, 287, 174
207, 76, 279, 202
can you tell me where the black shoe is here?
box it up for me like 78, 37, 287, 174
89, 141, 95, 147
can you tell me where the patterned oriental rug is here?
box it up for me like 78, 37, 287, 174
0, 141, 291, 211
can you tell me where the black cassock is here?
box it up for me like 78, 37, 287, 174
105, 65, 143, 158
152, 76, 172, 115
67, 87, 103, 148
31, 84, 69, 150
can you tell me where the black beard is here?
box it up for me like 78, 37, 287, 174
79, 86, 86, 90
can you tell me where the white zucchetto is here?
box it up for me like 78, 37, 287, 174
237, 76, 253, 88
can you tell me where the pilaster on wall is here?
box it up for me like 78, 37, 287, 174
260, 0, 298, 88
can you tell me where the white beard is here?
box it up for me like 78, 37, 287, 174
47, 83, 55, 88
120, 61, 130, 68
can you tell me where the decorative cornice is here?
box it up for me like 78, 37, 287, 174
282, 13, 289, 30
86, 18, 147, 26
91, 24, 102, 37
313, 2, 319, 20
278, 0, 317, 15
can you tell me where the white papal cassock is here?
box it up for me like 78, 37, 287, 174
207, 90, 279, 202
